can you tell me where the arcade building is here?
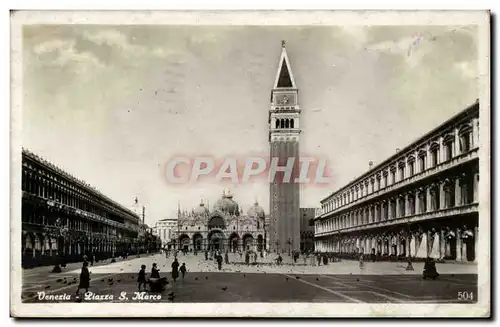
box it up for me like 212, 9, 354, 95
172, 191, 267, 253
314, 101, 480, 262
21, 149, 145, 268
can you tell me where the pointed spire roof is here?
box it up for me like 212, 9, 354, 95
273, 41, 296, 89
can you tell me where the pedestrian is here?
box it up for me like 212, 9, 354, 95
317, 254, 321, 266
303, 254, 307, 265
239, 251, 243, 260
180, 263, 187, 280
217, 253, 223, 270
76, 261, 90, 295
137, 264, 147, 291
224, 251, 229, 265
277, 254, 283, 265
359, 253, 364, 270
205, 250, 208, 260
423, 257, 439, 280
151, 263, 160, 278
245, 251, 250, 265
90, 253, 94, 266
171, 258, 180, 282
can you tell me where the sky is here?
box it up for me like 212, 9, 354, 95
22, 24, 479, 226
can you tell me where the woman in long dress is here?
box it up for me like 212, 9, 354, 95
76, 261, 90, 295
171, 258, 180, 282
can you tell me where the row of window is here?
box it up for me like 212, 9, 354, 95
316, 176, 475, 234
22, 209, 119, 235
321, 126, 474, 214
22, 169, 132, 225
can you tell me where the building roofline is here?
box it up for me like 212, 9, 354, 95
320, 99, 480, 204
22, 149, 140, 220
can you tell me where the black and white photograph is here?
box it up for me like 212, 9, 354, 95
10, 10, 490, 317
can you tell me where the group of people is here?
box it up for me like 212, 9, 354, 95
137, 260, 187, 291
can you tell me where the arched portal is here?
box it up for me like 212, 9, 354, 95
208, 216, 225, 230
257, 234, 264, 251
242, 234, 254, 251
208, 230, 225, 252
192, 233, 203, 251
228, 233, 239, 253
179, 234, 190, 252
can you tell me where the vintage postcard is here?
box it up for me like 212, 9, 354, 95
10, 10, 490, 317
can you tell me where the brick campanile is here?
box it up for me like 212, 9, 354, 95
268, 41, 301, 254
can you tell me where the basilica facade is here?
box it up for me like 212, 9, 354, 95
171, 191, 267, 253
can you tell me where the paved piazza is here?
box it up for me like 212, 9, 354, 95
22, 253, 477, 304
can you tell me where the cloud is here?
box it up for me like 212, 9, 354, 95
32, 38, 104, 74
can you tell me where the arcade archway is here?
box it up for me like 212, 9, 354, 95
228, 233, 239, 253
208, 216, 225, 230
179, 234, 190, 252
257, 234, 264, 251
193, 233, 203, 251
208, 230, 225, 252
242, 234, 254, 251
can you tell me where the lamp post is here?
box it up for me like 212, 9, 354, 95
405, 223, 414, 270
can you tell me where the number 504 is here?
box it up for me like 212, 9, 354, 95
458, 292, 474, 301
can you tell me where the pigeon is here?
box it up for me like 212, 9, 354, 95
205, 276, 208, 280
285, 278, 289, 281
194, 277, 198, 281
44, 285, 51, 289
109, 281, 114, 286
316, 278, 320, 281
56, 279, 63, 283
63, 281, 68, 284
117, 279, 121, 283
295, 276, 300, 280
451, 274, 455, 277
356, 279, 360, 282
108, 278, 113, 282
243, 274, 246, 277
221, 286, 228, 291
101, 279, 104, 282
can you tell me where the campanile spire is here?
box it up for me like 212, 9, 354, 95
268, 41, 301, 254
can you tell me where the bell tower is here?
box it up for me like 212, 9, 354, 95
269, 41, 301, 254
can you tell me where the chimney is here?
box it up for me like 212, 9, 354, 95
396, 148, 401, 153
142, 206, 145, 225
369, 161, 373, 169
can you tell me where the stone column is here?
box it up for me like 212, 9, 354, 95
455, 177, 461, 207
439, 136, 444, 163
440, 229, 446, 259
439, 182, 446, 209
388, 200, 393, 219
395, 197, 400, 218
462, 239, 468, 262
471, 117, 478, 148
426, 187, 432, 212
406, 237, 411, 257
415, 192, 421, 214
456, 228, 462, 261
473, 172, 479, 203
474, 227, 478, 263
454, 127, 460, 157
396, 236, 400, 256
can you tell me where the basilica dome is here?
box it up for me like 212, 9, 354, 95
193, 200, 209, 216
214, 190, 240, 216
247, 200, 265, 219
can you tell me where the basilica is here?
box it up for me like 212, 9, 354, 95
171, 190, 267, 253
